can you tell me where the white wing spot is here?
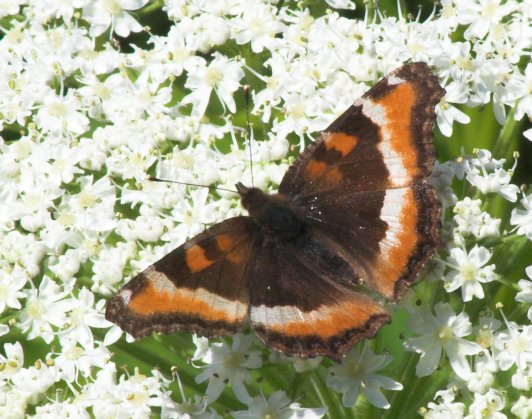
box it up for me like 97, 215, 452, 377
361, 98, 387, 125
146, 268, 178, 293
379, 188, 407, 257
361, 98, 408, 187
386, 75, 405, 86
120, 289, 132, 304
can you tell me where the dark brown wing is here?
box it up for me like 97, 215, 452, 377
248, 230, 389, 360
105, 217, 256, 339
279, 62, 444, 300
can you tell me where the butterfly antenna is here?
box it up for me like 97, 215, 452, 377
244, 84, 254, 188
147, 176, 237, 193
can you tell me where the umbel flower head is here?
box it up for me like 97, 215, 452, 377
0, 0, 530, 417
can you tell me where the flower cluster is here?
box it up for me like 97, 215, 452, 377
0, 0, 530, 417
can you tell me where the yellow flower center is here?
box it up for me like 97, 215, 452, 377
103, 0, 122, 16
205, 67, 222, 87
435, 325, 454, 342
460, 262, 477, 281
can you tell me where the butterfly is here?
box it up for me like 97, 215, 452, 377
105, 62, 445, 360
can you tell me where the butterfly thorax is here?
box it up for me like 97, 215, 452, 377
236, 182, 304, 241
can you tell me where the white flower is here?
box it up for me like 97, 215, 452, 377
153, 25, 204, 80
464, 149, 519, 202
54, 341, 110, 383
59, 287, 112, 348
48, 249, 83, 283
443, 245, 497, 302
116, 207, 168, 243
268, 350, 322, 372
452, 198, 500, 242
325, 0, 356, 9
501, 63, 532, 121
85, 365, 172, 418
0, 0, 21, 18
465, 388, 506, 419
436, 81, 471, 137
326, 344, 402, 409
404, 303, 482, 379
18, 276, 77, 344
511, 193, 532, 240
231, 2, 284, 53
430, 162, 457, 209
511, 395, 532, 419
493, 321, 532, 371
232, 390, 327, 418
47, 143, 84, 184
511, 365, 531, 391
474, 316, 502, 350
91, 242, 136, 295
34, 89, 89, 137
1, 231, 45, 278
466, 351, 497, 394
0, 388, 28, 418
59, 175, 117, 233
422, 388, 466, 419
457, 0, 518, 40
10, 362, 59, 405
32, 398, 90, 419
183, 53, 244, 117
82, 0, 149, 37
30, 0, 87, 22
182, 13, 230, 54
0, 342, 24, 381
273, 92, 318, 143
77, 73, 130, 121
194, 334, 262, 404
516, 266, 532, 304
192, 334, 210, 362
0, 270, 26, 314
162, 187, 219, 243
165, 380, 215, 419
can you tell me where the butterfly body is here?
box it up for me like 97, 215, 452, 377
106, 62, 445, 360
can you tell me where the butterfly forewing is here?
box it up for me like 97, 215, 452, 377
105, 217, 255, 338
279, 62, 444, 300
279, 62, 443, 196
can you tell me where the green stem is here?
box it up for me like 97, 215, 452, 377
309, 369, 352, 419
139, 0, 164, 15
492, 106, 520, 162
386, 352, 419, 417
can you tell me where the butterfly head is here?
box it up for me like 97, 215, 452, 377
235, 182, 269, 213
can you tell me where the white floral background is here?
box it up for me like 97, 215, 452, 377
0, 0, 531, 417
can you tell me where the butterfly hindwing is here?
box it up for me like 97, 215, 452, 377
249, 230, 390, 359
105, 217, 255, 339
279, 62, 444, 300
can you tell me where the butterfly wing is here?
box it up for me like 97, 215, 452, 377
248, 230, 389, 359
105, 217, 256, 339
279, 62, 444, 300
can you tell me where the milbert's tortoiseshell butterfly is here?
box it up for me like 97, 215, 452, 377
106, 62, 444, 360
